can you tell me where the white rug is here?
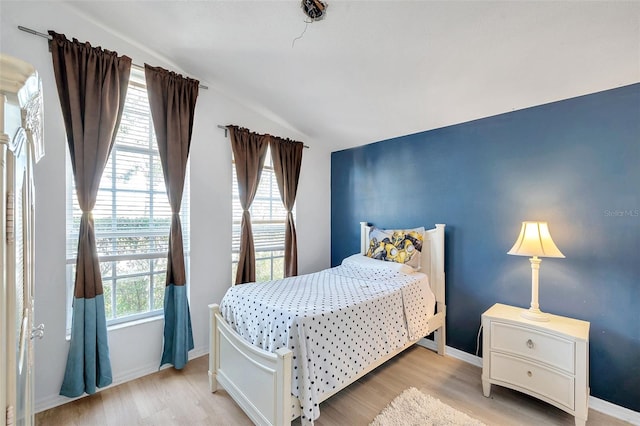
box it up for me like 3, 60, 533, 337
370, 387, 486, 426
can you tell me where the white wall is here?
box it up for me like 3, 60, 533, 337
0, 1, 331, 412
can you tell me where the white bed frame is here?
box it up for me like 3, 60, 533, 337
209, 222, 446, 426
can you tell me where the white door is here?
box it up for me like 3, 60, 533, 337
1, 54, 43, 426
8, 128, 35, 426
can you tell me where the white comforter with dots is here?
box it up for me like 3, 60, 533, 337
220, 255, 435, 423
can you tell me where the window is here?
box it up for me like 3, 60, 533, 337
232, 147, 291, 282
65, 66, 190, 330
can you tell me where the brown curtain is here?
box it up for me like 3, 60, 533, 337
270, 138, 304, 277
229, 126, 269, 284
49, 31, 131, 397
144, 64, 198, 369
144, 64, 198, 287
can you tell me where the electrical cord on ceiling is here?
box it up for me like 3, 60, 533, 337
292, 19, 312, 48
292, 0, 326, 48
302, 0, 327, 21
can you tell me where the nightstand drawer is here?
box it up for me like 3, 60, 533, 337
490, 322, 575, 373
490, 352, 575, 410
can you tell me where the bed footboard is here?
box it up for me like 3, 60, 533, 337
209, 304, 293, 426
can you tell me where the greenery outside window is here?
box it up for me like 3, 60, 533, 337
65, 66, 190, 332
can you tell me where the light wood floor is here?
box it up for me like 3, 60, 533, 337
36, 346, 632, 426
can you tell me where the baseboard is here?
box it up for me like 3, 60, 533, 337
417, 341, 640, 425
37, 341, 640, 425
589, 396, 640, 425
417, 338, 483, 367
35, 345, 208, 414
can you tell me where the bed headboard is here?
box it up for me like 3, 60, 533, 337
359, 222, 446, 305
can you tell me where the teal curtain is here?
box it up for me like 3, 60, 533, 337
144, 64, 199, 369
49, 31, 131, 397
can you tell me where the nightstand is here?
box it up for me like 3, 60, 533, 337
481, 303, 590, 426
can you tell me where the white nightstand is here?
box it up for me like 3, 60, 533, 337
481, 303, 590, 426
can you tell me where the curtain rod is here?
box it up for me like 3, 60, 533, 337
18, 25, 209, 90
217, 125, 309, 148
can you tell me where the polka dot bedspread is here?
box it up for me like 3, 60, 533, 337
220, 261, 435, 423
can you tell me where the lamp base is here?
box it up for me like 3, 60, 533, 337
520, 308, 550, 322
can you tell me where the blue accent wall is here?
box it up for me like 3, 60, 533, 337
331, 83, 640, 411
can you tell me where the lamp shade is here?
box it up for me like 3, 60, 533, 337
508, 221, 565, 258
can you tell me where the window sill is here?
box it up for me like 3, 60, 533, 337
65, 314, 164, 341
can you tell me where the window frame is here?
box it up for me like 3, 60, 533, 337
65, 66, 190, 333
231, 146, 292, 283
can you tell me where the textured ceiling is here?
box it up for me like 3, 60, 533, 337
64, 0, 639, 150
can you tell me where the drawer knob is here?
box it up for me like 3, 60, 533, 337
527, 370, 532, 377
526, 339, 534, 349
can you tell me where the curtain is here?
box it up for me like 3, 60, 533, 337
144, 64, 199, 369
270, 138, 304, 277
229, 125, 269, 284
49, 31, 131, 397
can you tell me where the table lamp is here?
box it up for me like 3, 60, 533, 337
508, 221, 564, 321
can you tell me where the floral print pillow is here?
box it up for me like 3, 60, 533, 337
365, 227, 425, 270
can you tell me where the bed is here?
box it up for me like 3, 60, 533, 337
208, 222, 446, 425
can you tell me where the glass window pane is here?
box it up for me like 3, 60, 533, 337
95, 237, 116, 257
93, 190, 114, 221
152, 156, 165, 192
100, 262, 113, 279
231, 262, 238, 283
115, 150, 151, 191
255, 259, 271, 283
152, 273, 165, 311
103, 279, 113, 320
115, 276, 150, 318
153, 258, 167, 272
115, 259, 150, 276
273, 256, 285, 280
117, 82, 153, 149
256, 250, 270, 259
116, 191, 151, 218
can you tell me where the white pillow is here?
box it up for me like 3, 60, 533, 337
341, 253, 415, 274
